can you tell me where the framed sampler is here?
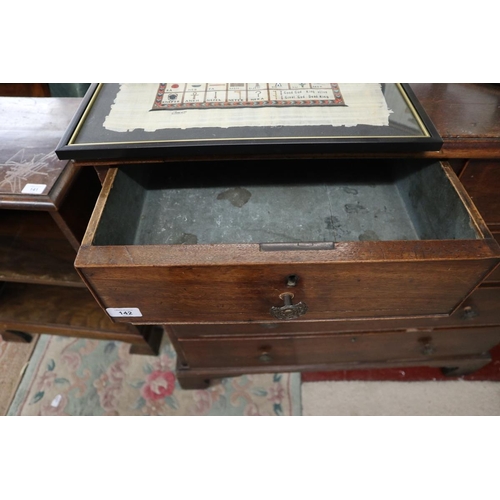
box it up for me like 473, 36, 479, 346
56, 83, 442, 160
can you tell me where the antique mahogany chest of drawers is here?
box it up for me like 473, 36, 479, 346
56, 83, 500, 389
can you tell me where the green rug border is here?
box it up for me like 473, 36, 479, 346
8, 334, 302, 416
7, 335, 51, 416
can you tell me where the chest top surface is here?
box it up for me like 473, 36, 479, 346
0, 97, 81, 208
410, 83, 500, 139
410, 83, 500, 158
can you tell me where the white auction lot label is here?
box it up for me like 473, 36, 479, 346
106, 307, 143, 318
22, 183, 46, 194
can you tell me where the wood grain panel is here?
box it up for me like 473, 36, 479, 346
0, 282, 142, 341
169, 286, 500, 337
410, 84, 500, 142
486, 233, 500, 282
78, 257, 498, 323
460, 161, 500, 228
0, 84, 50, 97
0, 210, 82, 286
178, 326, 500, 369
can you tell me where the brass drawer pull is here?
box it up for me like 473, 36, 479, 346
270, 292, 308, 320
461, 305, 479, 320
419, 337, 435, 356
421, 342, 435, 356
258, 352, 272, 363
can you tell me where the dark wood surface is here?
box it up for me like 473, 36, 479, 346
79, 257, 497, 324
0, 168, 101, 286
487, 234, 500, 282
409, 83, 500, 158
410, 84, 500, 141
0, 210, 83, 286
0, 84, 51, 97
51, 165, 102, 251
175, 352, 493, 389
175, 326, 500, 369
169, 286, 500, 337
0, 282, 138, 336
0, 283, 162, 354
459, 160, 500, 229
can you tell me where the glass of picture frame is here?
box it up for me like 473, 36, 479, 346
56, 83, 442, 160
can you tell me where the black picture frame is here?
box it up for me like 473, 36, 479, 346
56, 83, 442, 161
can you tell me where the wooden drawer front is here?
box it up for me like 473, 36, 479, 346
76, 160, 500, 324
178, 327, 500, 369
80, 258, 497, 324
460, 161, 500, 229
485, 233, 500, 283
169, 286, 500, 338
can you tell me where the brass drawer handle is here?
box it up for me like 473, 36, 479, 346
461, 305, 479, 320
270, 292, 308, 320
419, 337, 435, 356
258, 352, 272, 363
421, 342, 435, 356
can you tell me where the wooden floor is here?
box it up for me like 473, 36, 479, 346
0, 335, 38, 415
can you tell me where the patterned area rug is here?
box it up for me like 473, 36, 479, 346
0, 335, 38, 415
8, 334, 301, 416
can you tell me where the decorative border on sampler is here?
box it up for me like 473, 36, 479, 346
151, 83, 346, 111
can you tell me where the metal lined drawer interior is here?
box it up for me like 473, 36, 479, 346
93, 159, 481, 247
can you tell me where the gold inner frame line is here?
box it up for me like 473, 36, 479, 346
68, 83, 431, 147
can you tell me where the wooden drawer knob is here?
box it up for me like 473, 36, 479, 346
270, 292, 308, 320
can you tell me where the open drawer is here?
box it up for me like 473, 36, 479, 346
75, 159, 500, 324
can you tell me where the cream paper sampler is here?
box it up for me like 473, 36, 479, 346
103, 83, 391, 132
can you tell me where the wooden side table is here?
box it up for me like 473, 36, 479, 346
0, 97, 162, 354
